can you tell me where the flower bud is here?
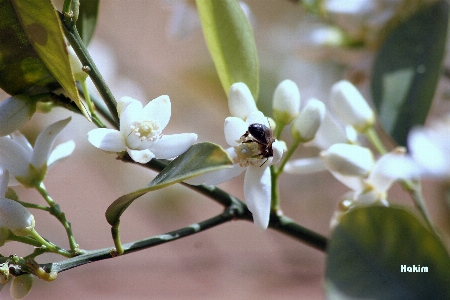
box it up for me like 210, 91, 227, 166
68, 46, 88, 82
0, 96, 36, 136
273, 79, 300, 125
0, 199, 35, 236
228, 82, 258, 120
10, 274, 33, 300
117, 96, 139, 117
330, 80, 374, 132
291, 98, 325, 143
0, 262, 11, 284
321, 143, 374, 177
284, 157, 327, 174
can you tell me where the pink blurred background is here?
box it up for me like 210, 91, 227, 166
1, 1, 449, 299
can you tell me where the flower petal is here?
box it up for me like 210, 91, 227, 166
246, 111, 267, 126
128, 148, 155, 164
88, 128, 127, 152
143, 95, 171, 130
244, 165, 271, 231
271, 140, 286, 165
308, 113, 347, 149
228, 82, 258, 120
0, 95, 35, 136
120, 100, 143, 135
0, 198, 34, 235
321, 143, 374, 177
284, 157, 327, 174
0, 137, 30, 178
149, 133, 197, 159
10, 131, 33, 153
32, 118, 71, 169
408, 125, 450, 178
117, 96, 140, 117
330, 80, 374, 132
47, 140, 76, 168
224, 117, 248, 146
0, 169, 8, 197
369, 148, 419, 192
272, 79, 301, 125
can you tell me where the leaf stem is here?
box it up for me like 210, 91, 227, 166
35, 182, 80, 254
41, 210, 237, 274
365, 127, 388, 155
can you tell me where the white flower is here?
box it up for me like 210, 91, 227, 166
0, 118, 74, 187
330, 80, 374, 132
321, 144, 415, 205
0, 170, 35, 246
187, 111, 285, 231
88, 96, 198, 164
0, 95, 36, 136
407, 116, 450, 179
272, 79, 301, 125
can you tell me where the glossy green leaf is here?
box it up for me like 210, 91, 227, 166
7, 0, 89, 118
326, 206, 450, 300
196, 0, 259, 100
371, 1, 448, 146
0, 0, 57, 95
77, 0, 99, 46
105, 142, 233, 226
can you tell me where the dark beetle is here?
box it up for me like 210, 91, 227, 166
241, 122, 275, 166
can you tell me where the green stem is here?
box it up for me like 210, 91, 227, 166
276, 138, 300, 175
270, 165, 281, 212
80, 79, 95, 116
401, 179, 436, 233
60, 13, 120, 126
41, 210, 237, 274
8, 234, 45, 248
365, 126, 388, 155
274, 122, 286, 140
111, 222, 124, 255
62, 0, 73, 16
28, 229, 72, 258
35, 182, 80, 254
14, 200, 50, 212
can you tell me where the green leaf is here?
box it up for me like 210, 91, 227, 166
76, 0, 99, 46
196, 0, 259, 100
105, 142, 233, 226
0, 0, 57, 95
7, 0, 90, 118
371, 1, 448, 146
326, 206, 450, 300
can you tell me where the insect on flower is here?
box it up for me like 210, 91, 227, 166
241, 121, 275, 166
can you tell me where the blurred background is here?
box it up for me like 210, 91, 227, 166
1, 0, 450, 299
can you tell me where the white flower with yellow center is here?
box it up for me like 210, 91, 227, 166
187, 83, 285, 231
88, 96, 197, 163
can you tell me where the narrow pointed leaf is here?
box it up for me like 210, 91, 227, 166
105, 142, 233, 226
371, 1, 448, 145
76, 0, 99, 46
10, 0, 90, 119
196, 0, 259, 100
326, 206, 450, 299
